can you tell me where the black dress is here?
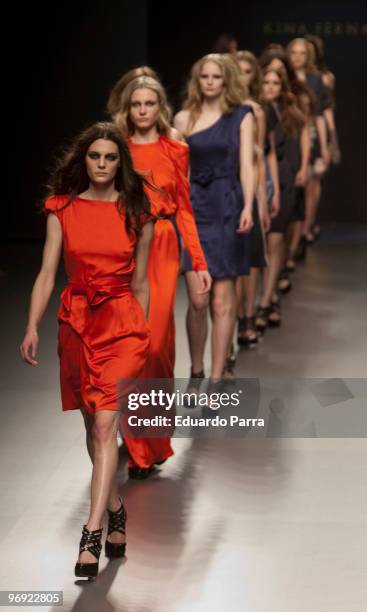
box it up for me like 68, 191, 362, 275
265, 103, 298, 233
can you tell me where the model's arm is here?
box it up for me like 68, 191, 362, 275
255, 108, 270, 232
266, 131, 280, 218
295, 123, 311, 186
20, 213, 63, 365
238, 111, 255, 233
315, 114, 330, 167
169, 135, 212, 294
131, 221, 154, 317
173, 110, 190, 137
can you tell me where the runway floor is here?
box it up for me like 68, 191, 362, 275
0, 224, 366, 611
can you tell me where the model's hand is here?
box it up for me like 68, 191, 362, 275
270, 192, 280, 218
237, 208, 253, 233
196, 270, 212, 294
295, 168, 307, 187
20, 328, 39, 366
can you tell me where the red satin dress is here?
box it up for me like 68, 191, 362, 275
122, 135, 207, 468
44, 195, 151, 415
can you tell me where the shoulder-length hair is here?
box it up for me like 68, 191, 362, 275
261, 68, 305, 136
182, 53, 244, 133
106, 66, 160, 118
114, 76, 172, 139
236, 50, 262, 102
45, 122, 151, 234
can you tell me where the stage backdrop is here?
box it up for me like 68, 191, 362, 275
5, 1, 148, 241
3, 1, 367, 241
147, 0, 367, 224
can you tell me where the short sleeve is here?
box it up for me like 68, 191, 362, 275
43, 195, 68, 219
140, 211, 156, 226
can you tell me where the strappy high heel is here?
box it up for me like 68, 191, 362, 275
105, 496, 127, 559
237, 316, 258, 349
222, 344, 236, 380
75, 525, 103, 580
184, 369, 205, 407
268, 297, 281, 327
285, 250, 297, 273
255, 305, 270, 333
277, 269, 292, 294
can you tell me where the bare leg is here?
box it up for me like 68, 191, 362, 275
288, 221, 303, 260
210, 278, 236, 379
185, 271, 210, 374
260, 233, 284, 306
236, 276, 246, 319
78, 409, 123, 564
245, 269, 258, 317
81, 408, 121, 515
303, 176, 321, 237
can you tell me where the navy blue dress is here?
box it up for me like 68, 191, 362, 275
184, 105, 253, 278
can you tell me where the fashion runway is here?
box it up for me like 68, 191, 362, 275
1, 224, 366, 612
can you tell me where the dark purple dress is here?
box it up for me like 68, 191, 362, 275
184, 105, 253, 278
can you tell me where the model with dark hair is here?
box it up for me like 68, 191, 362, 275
235, 50, 269, 350
213, 33, 238, 54
20, 122, 154, 579
255, 68, 309, 330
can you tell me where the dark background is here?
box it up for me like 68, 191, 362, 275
4, 0, 367, 241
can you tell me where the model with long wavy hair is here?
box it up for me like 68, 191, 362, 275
174, 53, 255, 388
287, 37, 331, 246
20, 122, 155, 580
112, 73, 211, 477
254, 67, 309, 331
233, 50, 271, 350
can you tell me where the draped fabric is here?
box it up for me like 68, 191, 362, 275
44, 195, 150, 415
121, 136, 208, 468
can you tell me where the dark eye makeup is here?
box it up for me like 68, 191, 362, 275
87, 152, 118, 161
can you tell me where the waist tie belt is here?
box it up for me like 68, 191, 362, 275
191, 165, 234, 187
60, 276, 132, 310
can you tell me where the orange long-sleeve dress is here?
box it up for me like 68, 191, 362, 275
121, 135, 207, 468
43, 195, 151, 415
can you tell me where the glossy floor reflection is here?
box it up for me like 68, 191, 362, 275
0, 225, 366, 612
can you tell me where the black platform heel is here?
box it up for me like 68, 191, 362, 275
277, 269, 292, 294
268, 297, 281, 328
222, 344, 236, 380
183, 369, 205, 407
237, 316, 258, 349
105, 496, 127, 559
74, 525, 103, 580
255, 305, 270, 334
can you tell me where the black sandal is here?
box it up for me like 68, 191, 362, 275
255, 305, 270, 333
277, 269, 292, 294
268, 298, 281, 327
237, 316, 258, 349
184, 369, 205, 407
105, 496, 127, 558
75, 525, 103, 580
223, 344, 236, 379
285, 251, 297, 273
128, 465, 154, 480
